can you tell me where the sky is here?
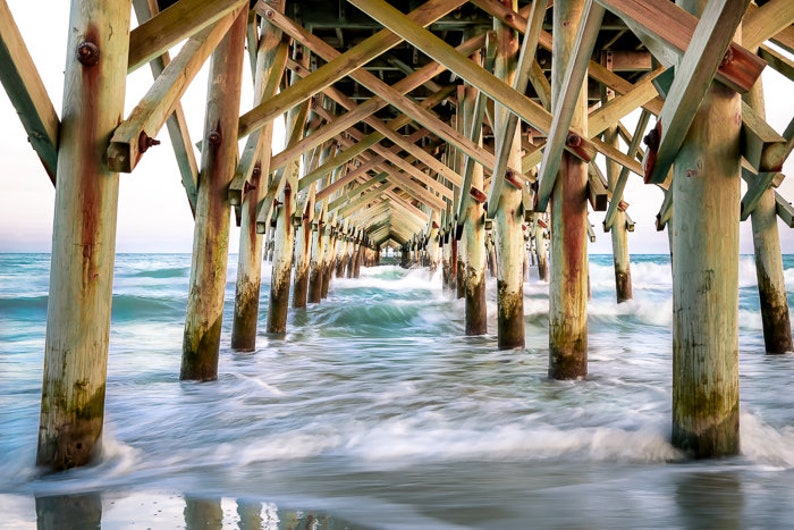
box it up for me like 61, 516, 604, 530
0, 2, 792, 254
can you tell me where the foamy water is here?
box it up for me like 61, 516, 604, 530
1, 253, 794, 528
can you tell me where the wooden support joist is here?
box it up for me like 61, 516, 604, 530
534, 0, 605, 212
743, 0, 794, 53
758, 44, 794, 83
595, 0, 766, 94
315, 106, 455, 198
587, 219, 597, 243
327, 173, 387, 213
349, 0, 597, 173
741, 100, 788, 174
0, 0, 59, 183
255, 168, 286, 234
603, 109, 651, 231
741, 167, 783, 221
269, 34, 483, 179
770, 25, 794, 55
128, 0, 247, 73
775, 190, 794, 228
269, 7, 499, 177
317, 157, 381, 201
229, 39, 289, 206
625, 210, 635, 232
587, 67, 665, 137
643, 0, 751, 185
108, 11, 241, 173
470, 0, 665, 116
337, 183, 390, 217
238, 0, 466, 139
298, 85, 455, 192
385, 191, 433, 224
455, 84, 488, 223
132, 0, 199, 215
587, 162, 609, 212
485, 0, 547, 218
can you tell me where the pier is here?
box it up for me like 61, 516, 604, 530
0, 0, 792, 470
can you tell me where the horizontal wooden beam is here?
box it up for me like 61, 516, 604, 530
0, 0, 59, 183
128, 0, 247, 73
758, 44, 794, 83
595, 0, 765, 94
238, 0, 466, 139
349, 0, 596, 168
741, 100, 787, 173
743, 0, 794, 52
776, 190, 794, 228
108, 12, 238, 172
587, 163, 609, 212
643, 0, 751, 184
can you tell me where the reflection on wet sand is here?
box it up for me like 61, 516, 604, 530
676, 472, 743, 530
36, 492, 101, 530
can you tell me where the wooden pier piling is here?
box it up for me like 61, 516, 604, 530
231, 4, 287, 350
37, 0, 131, 470
548, 0, 589, 379
745, 80, 793, 354
181, 8, 247, 380
671, 0, 744, 457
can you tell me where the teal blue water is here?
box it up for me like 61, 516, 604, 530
1, 253, 794, 529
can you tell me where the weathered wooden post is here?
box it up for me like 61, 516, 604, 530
428, 212, 441, 270
321, 216, 337, 296
671, 0, 743, 457
533, 213, 549, 281
492, 0, 525, 350
745, 79, 792, 353
308, 147, 335, 303
602, 57, 633, 303
37, 0, 131, 470
231, 3, 287, 350
335, 221, 349, 277
181, 8, 247, 380
548, 0, 588, 378
461, 82, 487, 335
267, 47, 312, 333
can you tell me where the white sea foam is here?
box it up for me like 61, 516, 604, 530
740, 412, 794, 469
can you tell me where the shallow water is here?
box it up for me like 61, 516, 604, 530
1, 253, 794, 529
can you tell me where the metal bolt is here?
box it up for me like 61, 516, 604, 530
252, 163, 262, 178
721, 47, 734, 68
76, 41, 100, 67
566, 133, 582, 147
208, 130, 222, 146
138, 132, 160, 154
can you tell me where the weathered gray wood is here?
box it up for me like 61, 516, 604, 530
740, 100, 787, 173
109, 11, 240, 173
491, 0, 525, 351
671, 0, 742, 458
37, 0, 130, 471
744, 77, 793, 354
231, 1, 286, 351
603, 110, 650, 231
642, 0, 752, 184
267, 51, 312, 334
0, 0, 59, 183
181, 9, 247, 380
604, 121, 633, 303
548, 0, 588, 379
128, 0, 247, 73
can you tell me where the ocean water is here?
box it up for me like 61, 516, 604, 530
1, 253, 794, 529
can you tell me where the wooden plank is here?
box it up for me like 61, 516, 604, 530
238, 0, 467, 139
743, 0, 794, 52
128, 0, 246, 73
741, 100, 787, 173
108, 12, 240, 172
534, 0, 605, 212
596, 0, 766, 93
132, 0, 199, 215
348, 0, 597, 166
327, 173, 387, 212
268, 6, 501, 175
587, 163, 609, 212
741, 167, 781, 221
486, 0, 549, 217
587, 67, 664, 137
771, 25, 794, 55
0, 0, 59, 183
655, 185, 673, 231
775, 190, 794, 228
643, 0, 751, 184
758, 44, 794, 83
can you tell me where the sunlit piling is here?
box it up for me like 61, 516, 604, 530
181, 9, 247, 380
36, 0, 131, 470
548, 0, 589, 379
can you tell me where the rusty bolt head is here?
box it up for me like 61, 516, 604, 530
138, 132, 160, 154
252, 163, 262, 178
566, 133, 582, 147
244, 181, 257, 194
265, 9, 274, 17
207, 130, 222, 146
643, 125, 661, 151
76, 41, 100, 66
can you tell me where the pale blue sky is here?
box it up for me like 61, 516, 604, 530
0, 2, 792, 254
